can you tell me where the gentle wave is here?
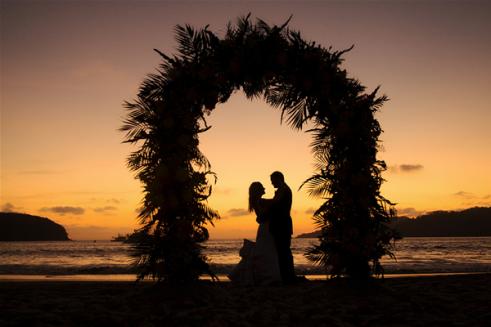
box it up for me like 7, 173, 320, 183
1, 237, 490, 275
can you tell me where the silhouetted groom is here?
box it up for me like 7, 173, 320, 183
269, 171, 297, 284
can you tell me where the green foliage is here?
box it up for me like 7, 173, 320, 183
122, 14, 399, 282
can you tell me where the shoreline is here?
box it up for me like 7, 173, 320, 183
1, 271, 489, 282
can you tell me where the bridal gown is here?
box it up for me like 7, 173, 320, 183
228, 221, 282, 285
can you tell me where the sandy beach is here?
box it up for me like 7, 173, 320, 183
1, 273, 490, 326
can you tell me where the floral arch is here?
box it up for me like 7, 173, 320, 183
121, 15, 399, 282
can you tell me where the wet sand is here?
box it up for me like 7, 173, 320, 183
1, 273, 490, 326
0, 272, 485, 282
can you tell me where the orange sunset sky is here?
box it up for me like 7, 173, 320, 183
1, 1, 490, 240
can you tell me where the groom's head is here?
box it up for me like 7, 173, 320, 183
270, 171, 285, 188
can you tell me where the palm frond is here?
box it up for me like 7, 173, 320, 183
300, 173, 332, 198
282, 97, 310, 130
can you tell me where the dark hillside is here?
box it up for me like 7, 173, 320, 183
0, 212, 70, 241
297, 207, 491, 238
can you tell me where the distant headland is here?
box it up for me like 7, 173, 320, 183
0, 212, 70, 241
297, 207, 491, 238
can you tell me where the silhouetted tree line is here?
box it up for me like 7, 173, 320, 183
297, 207, 491, 238
392, 207, 491, 237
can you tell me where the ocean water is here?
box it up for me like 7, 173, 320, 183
1, 237, 490, 276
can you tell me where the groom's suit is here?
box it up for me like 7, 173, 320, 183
269, 183, 296, 283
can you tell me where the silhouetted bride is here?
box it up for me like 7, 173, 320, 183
228, 182, 281, 285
